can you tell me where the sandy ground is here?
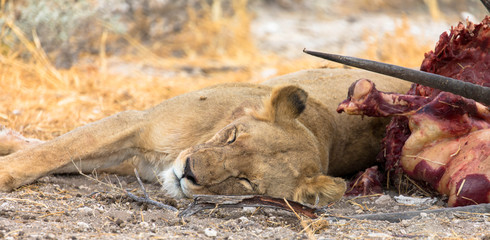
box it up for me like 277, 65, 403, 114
1, 174, 489, 239
1, 2, 490, 240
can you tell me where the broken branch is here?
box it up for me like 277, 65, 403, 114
325, 203, 490, 223
125, 169, 178, 212
179, 195, 318, 218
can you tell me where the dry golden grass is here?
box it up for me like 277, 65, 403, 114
360, 18, 433, 68
342, 0, 441, 19
0, 0, 432, 141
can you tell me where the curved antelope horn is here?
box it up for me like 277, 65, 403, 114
303, 49, 490, 105
482, 0, 490, 12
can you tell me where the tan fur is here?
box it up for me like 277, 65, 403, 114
0, 127, 43, 156
251, 85, 307, 122
0, 69, 411, 205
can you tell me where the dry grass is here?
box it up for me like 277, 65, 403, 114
360, 18, 433, 68
0, 1, 255, 139
0, 0, 433, 141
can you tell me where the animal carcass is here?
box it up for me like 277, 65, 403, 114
337, 17, 489, 206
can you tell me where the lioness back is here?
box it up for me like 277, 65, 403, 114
263, 69, 411, 175
263, 68, 409, 113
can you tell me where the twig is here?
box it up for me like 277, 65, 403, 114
325, 203, 490, 223
125, 169, 178, 212
285, 198, 316, 239
71, 159, 119, 190
0, 197, 48, 208
71, 159, 177, 212
403, 175, 432, 197
133, 169, 148, 198
39, 211, 65, 218
179, 195, 318, 218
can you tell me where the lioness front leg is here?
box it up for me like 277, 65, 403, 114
0, 127, 44, 156
0, 110, 148, 191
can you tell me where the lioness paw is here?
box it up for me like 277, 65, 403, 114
293, 175, 346, 206
0, 170, 16, 192
0, 159, 37, 192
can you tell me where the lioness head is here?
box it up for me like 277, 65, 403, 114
163, 85, 346, 206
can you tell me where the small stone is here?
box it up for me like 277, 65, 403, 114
420, 212, 428, 218
242, 207, 256, 213
401, 219, 410, 227
77, 222, 90, 231
368, 233, 391, 238
46, 233, 56, 239
78, 207, 93, 216
140, 222, 149, 228
394, 195, 437, 206
375, 195, 392, 205
238, 216, 249, 223
204, 228, 217, 237
115, 218, 124, 226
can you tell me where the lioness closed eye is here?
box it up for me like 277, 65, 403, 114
0, 69, 410, 206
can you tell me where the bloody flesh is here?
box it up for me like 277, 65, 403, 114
338, 17, 490, 206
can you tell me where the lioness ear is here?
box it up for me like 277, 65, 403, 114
293, 175, 346, 206
252, 85, 308, 122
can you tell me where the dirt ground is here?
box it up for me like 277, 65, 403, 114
0, 174, 488, 239
1, 1, 490, 239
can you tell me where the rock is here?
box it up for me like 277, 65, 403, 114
76, 222, 91, 231
140, 222, 149, 228
368, 233, 392, 238
375, 194, 392, 205
46, 233, 56, 239
115, 218, 125, 227
394, 195, 437, 206
238, 216, 249, 223
242, 207, 256, 213
0, 203, 9, 209
77, 207, 94, 216
400, 219, 411, 227
204, 228, 217, 237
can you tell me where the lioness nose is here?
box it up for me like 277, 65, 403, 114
183, 157, 198, 185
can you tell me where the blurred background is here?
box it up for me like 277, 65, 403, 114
0, 0, 487, 139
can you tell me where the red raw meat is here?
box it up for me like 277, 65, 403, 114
337, 16, 490, 206
345, 165, 384, 196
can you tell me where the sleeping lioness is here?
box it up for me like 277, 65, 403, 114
0, 69, 410, 205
